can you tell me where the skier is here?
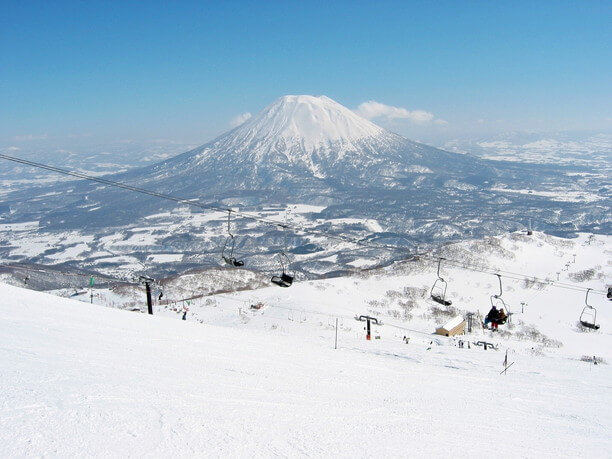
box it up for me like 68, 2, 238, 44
182, 310, 187, 320
484, 306, 498, 329
497, 308, 508, 325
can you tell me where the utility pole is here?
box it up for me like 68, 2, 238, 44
139, 275, 155, 315
334, 318, 338, 349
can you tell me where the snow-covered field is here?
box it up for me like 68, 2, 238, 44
1, 231, 611, 457
491, 186, 607, 203
443, 133, 612, 169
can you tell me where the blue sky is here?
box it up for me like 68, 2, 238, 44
1, 0, 611, 147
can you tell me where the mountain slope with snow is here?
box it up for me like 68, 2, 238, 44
149, 94, 479, 188
55, 230, 610, 361
1, 96, 609, 280
227, 95, 387, 150
1, 263, 611, 457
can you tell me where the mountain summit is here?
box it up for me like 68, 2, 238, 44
231, 95, 386, 149
24, 94, 496, 229
186, 94, 408, 178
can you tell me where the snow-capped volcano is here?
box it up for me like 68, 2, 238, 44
3, 95, 610, 277
5, 94, 498, 229
231, 95, 386, 149
187, 94, 409, 177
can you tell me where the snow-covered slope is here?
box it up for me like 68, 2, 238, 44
138, 231, 612, 360
2, 261, 611, 457
228, 95, 387, 151
164, 94, 449, 183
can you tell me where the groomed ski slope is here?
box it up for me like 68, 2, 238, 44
1, 281, 611, 458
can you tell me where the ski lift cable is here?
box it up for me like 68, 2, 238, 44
0, 153, 606, 297
417, 254, 604, 295
0, 153, 394, 249
0, 155, 549, 259
0, 262, 137, 285
0, 153, 605, 296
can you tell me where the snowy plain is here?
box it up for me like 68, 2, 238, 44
1, 232, 611, 458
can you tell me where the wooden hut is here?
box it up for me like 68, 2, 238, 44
435, 316, 466, 337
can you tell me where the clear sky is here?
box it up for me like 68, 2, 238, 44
1, 0, 611, 148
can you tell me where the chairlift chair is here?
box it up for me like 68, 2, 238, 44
270, 224, 294, 287
430, 258, 452, 306
579, 288, 600, 330
221, 211, 244, 267
489, 274, 510, 325
271, 251, 293, 288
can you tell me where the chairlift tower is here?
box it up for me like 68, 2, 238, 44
139, 275, 155, 315
357, 315, 381, 340
465, 312, 475, 333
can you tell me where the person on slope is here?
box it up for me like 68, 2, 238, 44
497, 308, 508, 325
484, 306, 498, 330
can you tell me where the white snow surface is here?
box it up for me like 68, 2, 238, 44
440, 315, 464, 331
2, 232, 612, 457
193, 95, 407, 175
233, 95, 385, 149
2, 231, 612, 457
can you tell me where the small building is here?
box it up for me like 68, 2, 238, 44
435, 316, 466, 337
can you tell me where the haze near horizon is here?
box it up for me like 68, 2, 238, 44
1, 0, 611, 152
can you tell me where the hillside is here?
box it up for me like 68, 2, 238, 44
1, 231, 611, 457
42, 231, 612, 360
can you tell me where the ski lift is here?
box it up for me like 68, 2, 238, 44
221, 210, 244, 267
490, 274, 510, 324
579, 288, 600, 330
357, 315, 381, 325
271, 251, 294, 288
271, 225, 293, 288
430, 258, 452, 306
